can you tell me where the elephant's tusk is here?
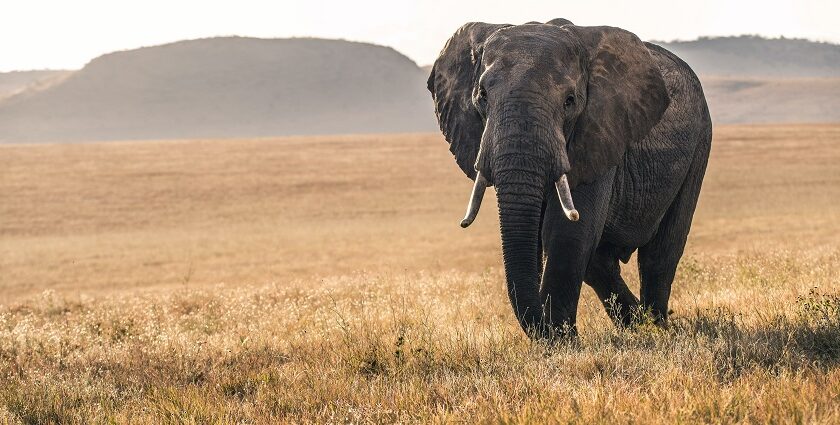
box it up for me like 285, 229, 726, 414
555, 174, 580, 222
461, 172, 489, 228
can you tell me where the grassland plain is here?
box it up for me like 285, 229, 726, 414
0, 124, 839, 423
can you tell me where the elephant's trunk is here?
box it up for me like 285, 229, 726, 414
495, 167, 547, 337
472, 102, 578, 338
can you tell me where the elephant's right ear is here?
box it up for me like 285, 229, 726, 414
427, 22, 509, 180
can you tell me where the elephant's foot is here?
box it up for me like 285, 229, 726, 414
585, 243, 641, 328
528, 317, 579, 343
601, 292, 643, 328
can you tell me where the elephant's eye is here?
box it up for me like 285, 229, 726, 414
478, 86, 487, 100
564, 95, 576, 108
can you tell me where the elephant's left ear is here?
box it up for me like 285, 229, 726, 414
566, 26, 670, 187
427, 22, 510, 180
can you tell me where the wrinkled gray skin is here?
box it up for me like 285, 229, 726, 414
427, 19, 712, 339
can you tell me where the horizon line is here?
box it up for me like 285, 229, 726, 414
2, 32, 838, 73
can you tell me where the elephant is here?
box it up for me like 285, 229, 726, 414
427, 19, 712, 339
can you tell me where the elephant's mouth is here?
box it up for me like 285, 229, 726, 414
459, 171, 578, 228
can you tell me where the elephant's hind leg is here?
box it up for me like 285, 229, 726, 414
585, 243, 640, 327
638, 141, 710, 324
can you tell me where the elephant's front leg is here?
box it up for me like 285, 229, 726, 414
540, 168, 615, 336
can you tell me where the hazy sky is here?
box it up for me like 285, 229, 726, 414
2, 0, 838, 71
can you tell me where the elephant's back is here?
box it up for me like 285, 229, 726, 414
645, 42, 713, 139
642, 42, 713, 158
602, 43, 712, 250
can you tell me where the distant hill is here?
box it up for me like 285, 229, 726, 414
0, 70, 71, 101
658, 35, 840, 78
654, 36, 840, 123
701, 77, 840, 123
0, 37, 436, 143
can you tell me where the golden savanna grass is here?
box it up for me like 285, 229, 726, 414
1, 124, 839, 423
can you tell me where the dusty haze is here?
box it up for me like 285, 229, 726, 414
1, 35, 839, 143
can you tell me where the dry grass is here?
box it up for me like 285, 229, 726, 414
1, 124, 839, 423
0, 253, 838, 423
2, 125, 838, 301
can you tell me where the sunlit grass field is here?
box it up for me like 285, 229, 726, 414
1, 124, 839, 422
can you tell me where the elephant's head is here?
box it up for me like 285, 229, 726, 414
427, 20, 669, 336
